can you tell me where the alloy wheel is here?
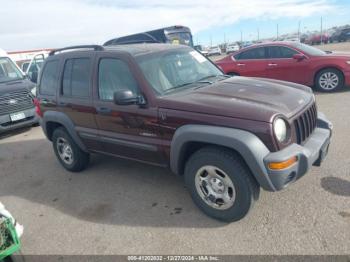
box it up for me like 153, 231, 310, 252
319, 72, 339, 90
56, 137, 74, 165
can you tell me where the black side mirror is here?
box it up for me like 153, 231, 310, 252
113, 90, 146, 106
28, 71, 38, 83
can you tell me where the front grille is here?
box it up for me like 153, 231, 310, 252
0, 90, 34, 115
294, 103, 317, 145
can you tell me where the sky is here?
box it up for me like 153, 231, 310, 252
0, 0, 349, 51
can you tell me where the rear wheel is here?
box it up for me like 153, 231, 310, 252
315, 68, 344, 92
52, 127, 90, 172
184, 146, 260, 222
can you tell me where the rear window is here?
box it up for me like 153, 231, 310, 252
39, 60, 59, 95
62, 58, 91, 98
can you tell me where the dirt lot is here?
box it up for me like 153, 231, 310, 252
316, 41, 350, 52
0, 89, 350, 255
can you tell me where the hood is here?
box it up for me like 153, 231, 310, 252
158, 76, 314, 123
0, 78, 35, 95
321, 52, 350, 59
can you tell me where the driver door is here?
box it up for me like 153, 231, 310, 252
93, 53, 166, 165
265, 46, 309, 85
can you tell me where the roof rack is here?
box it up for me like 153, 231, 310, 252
49, 45, 104, 56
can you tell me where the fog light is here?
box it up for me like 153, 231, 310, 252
268, 156, 297, 170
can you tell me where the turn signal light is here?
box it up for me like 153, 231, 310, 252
268, 156, 297, 170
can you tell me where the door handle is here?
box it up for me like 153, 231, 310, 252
97, 107, 112, 114
237, 63, 245, 66
268, 63, 278, 67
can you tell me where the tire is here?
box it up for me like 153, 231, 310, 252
315, 68, 344, 92
184, 146, 260, 222
52, 127, 90, 172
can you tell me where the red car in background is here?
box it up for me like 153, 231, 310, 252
305, 34, 329, 45
216, 42, 350, 92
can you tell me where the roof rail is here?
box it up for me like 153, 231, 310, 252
49, 45, 104, 56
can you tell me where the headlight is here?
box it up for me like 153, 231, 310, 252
274, 118, 289, 143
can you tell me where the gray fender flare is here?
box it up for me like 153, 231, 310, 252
170, 125, 275, 191
41, 111, 88, 152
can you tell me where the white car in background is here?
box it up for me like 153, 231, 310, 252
21, 52, 49, 84
194, 45, 209, 56
226, 43, 240, 54
208, 46, 222, 56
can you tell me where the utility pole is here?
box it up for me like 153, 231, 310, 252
298, 21, 301, 40
224, 33, 226, 44
210, 35, 212, 47
240, 30, 243, 43
257, 28, 260, 41
320, 17, 323, 44
277, 24, 279, 40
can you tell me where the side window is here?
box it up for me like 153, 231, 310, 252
280, 47, 298, 58
236, 47, 266, 60
62, 58, 91, 98
268, 46, 298, 58
98, 58, 138, 101
39, 60, 59, 95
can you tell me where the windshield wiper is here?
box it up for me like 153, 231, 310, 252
193, 75, 229, 89
163, 75, 228, 94
163, 82, 198, 94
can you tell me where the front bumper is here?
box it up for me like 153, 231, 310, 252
263, 112, 332, 191
0, 107, 38, 133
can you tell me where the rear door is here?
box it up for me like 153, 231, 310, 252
232, 47, 268, 77
58, 53, 101, 151
265, 45, 309, 84
92, 53, 165, 166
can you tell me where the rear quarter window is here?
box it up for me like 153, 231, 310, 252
39, 60, 59, 95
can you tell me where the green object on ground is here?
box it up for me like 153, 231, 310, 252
0, 218, 20, 260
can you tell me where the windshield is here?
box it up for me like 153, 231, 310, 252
166, 32, 193, 46
0, 57, 24, 83
293, 43, 326, 56
137, 49, 223, 95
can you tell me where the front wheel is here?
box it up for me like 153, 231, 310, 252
315, 68, 344, 92
184, 147, 260, 222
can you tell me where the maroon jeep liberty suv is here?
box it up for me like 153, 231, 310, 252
37, 44, 332, 222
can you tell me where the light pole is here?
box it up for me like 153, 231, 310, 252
240, 30, 243, 43
257, 28, 260, 41
298, 21, 301, 40
277, 24, 279, 40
